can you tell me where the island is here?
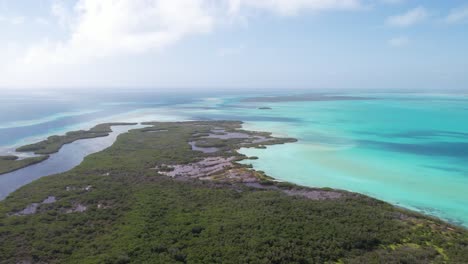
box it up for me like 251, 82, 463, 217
0, 155, 50, 175
243, 94, 377, 103
0, 121, 467, 263
0, 123, 137, 175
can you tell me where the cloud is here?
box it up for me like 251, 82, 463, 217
51, 1, 72, 28
11, 16, 25, 25
386, 6, 428, 27
35, 17, 50, 26
388, 36, 409, 47
445, 6, 468, 24
18, 0, 366, 66
21, 0, 217, 66
0, 15, 26, 25
2, 0, 368, 87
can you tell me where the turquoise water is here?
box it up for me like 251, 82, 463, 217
1, 91, 467, 227
235, 95, 468, 227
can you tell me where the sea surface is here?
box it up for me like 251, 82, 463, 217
1, 89, 467, 227
0, 125, 137, 199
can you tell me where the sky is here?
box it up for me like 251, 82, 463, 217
0, 0, 467, 91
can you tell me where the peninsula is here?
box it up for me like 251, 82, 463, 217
0, 121, 467, 263
0, 123, 137, 175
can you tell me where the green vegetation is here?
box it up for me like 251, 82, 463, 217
16, 122, 137, 155
0, 155, 49, 175
192, 139, 227, 148
0, 123, 136, 175
0, 156, 18, 161
0, 121, 467, 264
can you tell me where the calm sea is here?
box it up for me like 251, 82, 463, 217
1, 89, 467, 227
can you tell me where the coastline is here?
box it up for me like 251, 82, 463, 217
237, 118, 468, 228
2, 92, 467, 226
0, 121, 467, 263
1, 121, 466, 229
0, 123, 137, 175
0, 125, 142, 200
0, 155, 50, 175
1, 120, 466, 263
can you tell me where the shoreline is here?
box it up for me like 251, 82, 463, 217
0, 123, 137, 175
1, 120, 467, 263
0, 120, 466, 229
0, 125, 142, 200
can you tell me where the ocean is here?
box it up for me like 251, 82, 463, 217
1, 89, 467, 227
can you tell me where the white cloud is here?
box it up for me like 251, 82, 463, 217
388, 36, 409, 47
4, 0, 367, 87
0, 15, 26, 25
445, 6, 468, 24
13, 16, 26, 25
386, 6, 428, 27
19, 0, 365, 66
51, 1, 73, 28
35, 17, 50, 26
21, 0, 217, 66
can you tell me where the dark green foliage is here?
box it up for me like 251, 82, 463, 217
0, 156, 18, 161
275, 181, 298, 189
16, 123, 137, 155
0, 121, 467, 264
0, 155, 49, 175
0, 123, 137, 175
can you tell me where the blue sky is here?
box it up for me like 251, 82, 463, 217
0, 0, 467, 90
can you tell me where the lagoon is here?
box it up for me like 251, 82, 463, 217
0, 125, 136, 199
1, 91, 467, 227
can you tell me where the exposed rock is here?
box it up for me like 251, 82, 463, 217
66, 185, 93, 191
243, 183, 343, 201
222, 168, 258, 183
75, 204, 87, 212
12, 196, 57, 216
42, 196, 57, 204
203, 132, 251, 140
250, 136, 275, 144
189, 141, 220, 153
284, 189, 342, 200
15, 203, 40, 216
190, 128, 279, 151
66, 204, 87, 214
158, 157, 236, 178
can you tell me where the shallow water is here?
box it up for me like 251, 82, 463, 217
0, 125, 136, 199
235, 95, 468, 227
1, 91, 468, 227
